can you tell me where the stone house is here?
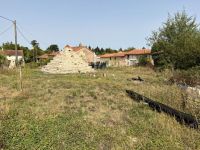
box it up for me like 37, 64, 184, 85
65, 44, 97, 63
0, 50, 24, 68
99, 49, 152, 67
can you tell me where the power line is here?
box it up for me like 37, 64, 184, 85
0, 24, 13, 36
17, 23, 50, 47
0, 16, 13, 22
16, 25, 31, 45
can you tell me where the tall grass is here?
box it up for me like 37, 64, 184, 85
0, 66, 200, 149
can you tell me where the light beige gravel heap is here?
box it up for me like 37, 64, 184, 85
41, 47, 94, 74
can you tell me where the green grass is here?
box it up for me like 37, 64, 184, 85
0, 67, 200, 149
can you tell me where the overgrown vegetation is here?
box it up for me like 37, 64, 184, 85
0, 67, 200, 149
0, 54, 8, 68
170, 66, 200, 86
149, 11, 200, 70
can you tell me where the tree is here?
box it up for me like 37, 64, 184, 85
46, 44, 59, 53
31, 40, 38, 62
0, 54, 6, 67
31, 40, 38, 47
88, 45, 92, 50
31, 40, 44, 62
148, 11, 200, 70
92, 47, 101, 55
119, 48, 123, 51
1, 42, 20, 50
142, 47, 146, 49
124, 47, 135, 52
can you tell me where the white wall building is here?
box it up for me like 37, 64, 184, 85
0, 50, 24, 68
99, 49, 153, 67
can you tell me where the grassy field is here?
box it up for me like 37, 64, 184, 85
0, 67, 200, 150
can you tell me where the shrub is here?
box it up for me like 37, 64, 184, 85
0, 54, 8, 68
138, 56, 148, 66
149, 11, 200, 70
170, 66, 200, 86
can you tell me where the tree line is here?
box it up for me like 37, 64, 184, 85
89, 46, 137, 55
0, 41, 59, 63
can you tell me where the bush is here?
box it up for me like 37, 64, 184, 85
170, 66, 200, 86
138, 56, 148, 66
26, 62, 40, 69
0, 54, 8, 68
38, 59, 51, 66
149, 11, 200, 70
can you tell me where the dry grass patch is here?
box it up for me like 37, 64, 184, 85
0, 66, 200, 149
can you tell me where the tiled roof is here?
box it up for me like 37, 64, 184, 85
48, 51, 60, 56
37, 54, 49, 59
126, 49, 151, 55
99, 49, 151, 58
0, 50, 23, 56
38, 51, 60, 59
100, 51, 126, 58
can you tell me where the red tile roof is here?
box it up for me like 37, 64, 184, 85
48, 51, 60, 56
37, 54, 49, 59
0, 50, 23, 56
100, 51, 126, 58
38, 51, 60, 59
126, 49, 151, 55
99, 49, 151, 58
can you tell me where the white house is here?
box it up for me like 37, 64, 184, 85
0, 50, 24, 68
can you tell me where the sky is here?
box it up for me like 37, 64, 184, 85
0, 0, 200, 50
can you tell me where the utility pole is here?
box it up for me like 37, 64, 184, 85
35, 45, 37, 62
0, 16, 22, 91
13, 20, 18, 65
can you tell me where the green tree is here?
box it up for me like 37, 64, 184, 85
124, 47, 135, 52
88, 46, 92, 50
46, 44, 59, 53
31, 40, 44, 62
148, 11, 200, 70
1, 42, 20, 50
0, 54, 6, 67
92, 47, 101, 55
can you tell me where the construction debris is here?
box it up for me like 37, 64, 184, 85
126, 90, 199, 129
127, 76, 144, 85
128, 76, 144, 82
41, 47, 94, 74
90, 62, 107, 69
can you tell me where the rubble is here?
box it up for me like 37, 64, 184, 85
41, 47, 94, 74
